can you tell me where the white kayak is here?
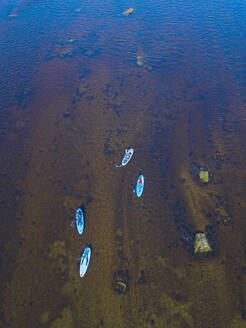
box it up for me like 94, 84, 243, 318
115, 148, 134, 168
80, 246, 91, 277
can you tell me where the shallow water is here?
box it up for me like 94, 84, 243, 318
1, 0, 246, 327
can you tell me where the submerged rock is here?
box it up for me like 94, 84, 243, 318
113, 269, 129, 294
45, 40, 78, 61
222, 216, 232, 226
136, 55, 152, 71
114, 280, 127, 294
136, 56, 144, 66
179, 224, 194, 246
59, 48, 73, 58
123, 8, 134, 15
64, 38, 76, 44
9, 12, 18, 17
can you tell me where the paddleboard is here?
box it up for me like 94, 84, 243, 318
80, 246, 91, 277
115, 148, 134, 167
76, 208, 84, 235
134, 174, 144, 197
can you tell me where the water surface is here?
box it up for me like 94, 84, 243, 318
1, 0, 246, 327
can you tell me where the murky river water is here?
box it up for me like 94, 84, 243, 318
1, 0, 246, 327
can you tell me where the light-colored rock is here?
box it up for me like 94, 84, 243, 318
194, 232, 212, 254
123, 8, 134, 15
199, 170, 209, 183
114, 280, 127, 293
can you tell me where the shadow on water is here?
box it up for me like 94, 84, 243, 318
2, 0, 246, 327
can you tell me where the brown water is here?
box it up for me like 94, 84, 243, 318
1, 0, 246, 327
